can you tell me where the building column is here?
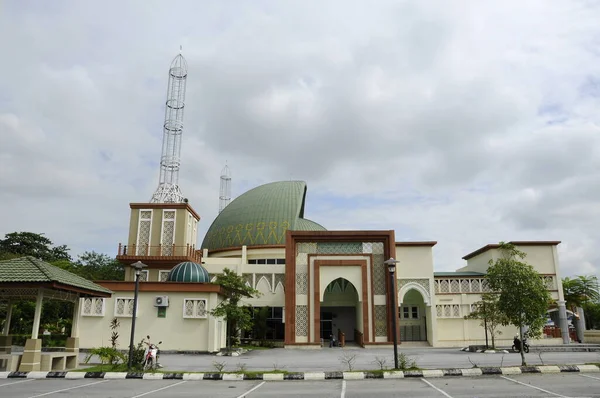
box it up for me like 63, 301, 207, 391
576, 307, 586, 343
557, 300, 570, 344
0, 301, 13, 356
20, 290, 44, 371
66, 297, 81, 355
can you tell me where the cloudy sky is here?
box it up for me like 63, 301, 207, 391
1, 1, 599, 277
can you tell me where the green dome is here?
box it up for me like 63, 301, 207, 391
168, 261, 210, 283
201, 181, 326, 251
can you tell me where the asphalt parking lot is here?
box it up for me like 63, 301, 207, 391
1, 373, 600, 398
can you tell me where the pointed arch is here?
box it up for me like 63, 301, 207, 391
256, 275, 272, 294
399, 282, 430, 306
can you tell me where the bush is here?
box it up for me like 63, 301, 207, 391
9, 334, 68, 348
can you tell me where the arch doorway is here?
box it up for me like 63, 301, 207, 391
321, 278, 359, 343
399, 289, 427, 342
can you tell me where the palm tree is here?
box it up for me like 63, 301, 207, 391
562, 275, 599, 330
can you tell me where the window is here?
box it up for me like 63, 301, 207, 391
137, 210, 152, 255
399, 306, 419, 319
436, 304, 461, 318
137, 270, 149, 282
159, 270, 170, 282
161, 210, 176, 255
81, 298, 105, 316
115, 297, 137, 317
247, 259, 285, 265
183, 298, 207, 319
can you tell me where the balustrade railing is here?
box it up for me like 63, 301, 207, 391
117, 243, 201, 262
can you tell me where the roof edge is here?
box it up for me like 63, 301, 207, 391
396, 241, 437, 247
130, 202, 201, 221
462, 240, 562, 260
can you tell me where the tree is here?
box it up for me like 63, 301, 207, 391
562, 275, 600, 329
0, 232, 70, 262
486, 242, 552, 366
74, 251, 124, 281
466, 293, 509, 349
210, 268, 260, 352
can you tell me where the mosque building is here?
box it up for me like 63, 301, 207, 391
77, 52, 571, 352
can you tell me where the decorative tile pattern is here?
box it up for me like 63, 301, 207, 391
372, 253, 386, 294
374, 305, 388, 336
316, 242, 363, 254
543, 276, 555, 290
296, 273, 308, 294
159, 271, 170, 282
162, 218, 175, 255
295, 305, 308, 336
399, 278, 430, 294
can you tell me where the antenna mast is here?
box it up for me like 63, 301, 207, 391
219, 164, 231, 213
150, 52, 188, 203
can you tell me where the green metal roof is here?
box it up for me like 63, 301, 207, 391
0, 256, 112, 296
434, 271, 486, 277
168, 261, 210, 283
201, 181, 326, 251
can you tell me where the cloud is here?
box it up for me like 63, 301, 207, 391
0, 1, 599, 278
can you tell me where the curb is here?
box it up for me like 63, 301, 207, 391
0, 365, 598, 380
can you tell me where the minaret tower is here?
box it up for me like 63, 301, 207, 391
116, 51, 200, 281
151, 51, 188, 203
219, 164, 231, 213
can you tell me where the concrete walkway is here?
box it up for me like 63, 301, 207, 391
81, 346, 600, 372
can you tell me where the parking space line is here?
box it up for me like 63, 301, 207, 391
341, 380, 346, 398
130, 380, 187, 398
27, 380, 108, 398
235, 381, 265, 398
0, 379, 34, 387
421, 378, 453, 398
500, 376, 571, 398
580, 374, 600, 381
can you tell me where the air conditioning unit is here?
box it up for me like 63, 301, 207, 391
154, 296, 169, 307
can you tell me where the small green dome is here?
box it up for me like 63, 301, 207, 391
168, 261, 210, 283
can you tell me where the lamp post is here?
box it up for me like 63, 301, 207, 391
127, 261, 147, 369
384, 257, 400, 370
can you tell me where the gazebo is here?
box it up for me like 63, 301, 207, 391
0, 256, 112, 372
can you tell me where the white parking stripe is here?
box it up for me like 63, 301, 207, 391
130, 380, 187, 398
0, 379, 34, 387
235, 381, 265, 398
500, 375, 571, 398
341, 380, 346, 398
580, 374, 600, 381
26, 380, 108, 398
421, 378, 453, 398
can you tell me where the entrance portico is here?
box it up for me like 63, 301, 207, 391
284, 230, 400, 348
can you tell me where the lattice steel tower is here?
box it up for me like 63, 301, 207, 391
219, 164, 231, 213
150, 52, 188, 203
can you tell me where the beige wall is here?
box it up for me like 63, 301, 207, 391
395, 245, 434, 279
78, 291, 225, 352
126, 207, 199, 249
460, 244, 559, 275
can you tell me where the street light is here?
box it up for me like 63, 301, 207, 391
127, 261, 147, 369
384, 257, 400, 370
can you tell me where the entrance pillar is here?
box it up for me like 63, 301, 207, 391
557, 300, 570, 344
66, 297, 81, 356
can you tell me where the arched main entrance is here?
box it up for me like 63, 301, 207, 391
321, 278, 359, 343
399, 288, 428, 342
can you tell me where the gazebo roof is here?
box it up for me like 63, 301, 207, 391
0, 256, 112, 298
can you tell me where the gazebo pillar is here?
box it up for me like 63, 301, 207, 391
0, 301, 13, 355
20, 290, 44, 372
66, 297, 81, 356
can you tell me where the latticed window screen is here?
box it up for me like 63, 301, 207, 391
440, 280, 449, 293
471, 279, 482, 292
159, 271, 170, 282
161, 211, 176, 255
543, 276, 555, 290
115, 298, 136, 317
481, 280, 491, 292
137, 270, 149, 282
82, 298, 105, 316
436, 304, 461, 318
183, 299, 207, 319
450, 280, 460, 293
137, 210, 152, 255
461, 280, 470, 293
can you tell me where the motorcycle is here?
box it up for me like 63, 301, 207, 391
512, 336, 530, 353
142, 335, 163, 370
